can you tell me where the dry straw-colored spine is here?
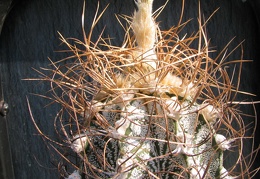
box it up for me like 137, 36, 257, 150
28, 0, 259, 178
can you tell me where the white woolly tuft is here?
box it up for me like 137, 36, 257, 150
132, 0, 156, 51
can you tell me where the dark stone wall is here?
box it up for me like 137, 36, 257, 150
0, 0, 259, 178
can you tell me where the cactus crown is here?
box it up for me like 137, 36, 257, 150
28, 0, 259, 178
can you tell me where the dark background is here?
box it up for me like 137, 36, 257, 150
0, 0, 260, 178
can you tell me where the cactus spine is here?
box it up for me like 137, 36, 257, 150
30, 0, 258, 178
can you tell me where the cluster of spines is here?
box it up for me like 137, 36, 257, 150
29, 0, 258, 178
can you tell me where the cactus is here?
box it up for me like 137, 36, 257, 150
29, 0, 259, 178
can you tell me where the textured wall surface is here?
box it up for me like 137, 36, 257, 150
0, 0, 259, 178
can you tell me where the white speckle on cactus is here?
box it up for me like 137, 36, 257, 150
108, 127, 122, 139
200, 104, 221, 122
190, 166, 206, 179
172, 132, 194, 155
123, 138, 140, 152
65, 170, 81, 179
165, 96, 181, 118
215, 134, 234, 151
115, 116, 131, 135
117, 145, 151, 179
71, 135, 88, 153
116, 104, 147, 136
117, 155, 134, 170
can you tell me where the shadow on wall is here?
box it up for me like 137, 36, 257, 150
0, 0, 259, 178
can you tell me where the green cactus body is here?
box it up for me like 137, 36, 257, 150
31, 0, 257, 179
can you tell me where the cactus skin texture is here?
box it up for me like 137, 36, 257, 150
30, 0, 259, 179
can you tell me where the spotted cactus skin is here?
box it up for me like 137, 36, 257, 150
81, 95, 228, 178
31, 0, 257, 179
